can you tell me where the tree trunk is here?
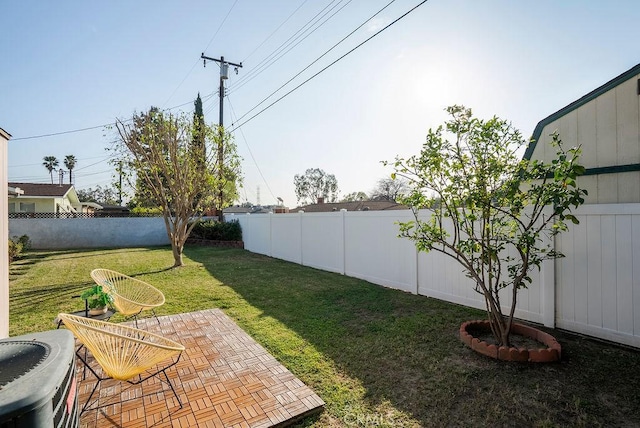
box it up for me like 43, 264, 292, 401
485, 293, 511, 347
171, 241, 184, 267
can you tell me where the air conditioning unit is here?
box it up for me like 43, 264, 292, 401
0, 329, 78, 428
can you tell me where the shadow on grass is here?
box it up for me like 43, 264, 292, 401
184, 247, 640, 427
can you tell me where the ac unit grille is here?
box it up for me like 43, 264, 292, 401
0, 330, 78, 428
52, 355, 77, 428
0, 341, 51, 386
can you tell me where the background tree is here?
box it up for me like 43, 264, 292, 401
341, 191, 368, 202
42, 156, 59, 184
77, 185, 119, 204
294, 168, 339, 204
211, 125, 242, 221
370, 177, 410, 201
115, 108, 220, 267
64, 155, 77, 185
389, 105, 586, 347
191, 93, 206, 172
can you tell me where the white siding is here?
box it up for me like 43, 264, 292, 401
531, 70, 640, 203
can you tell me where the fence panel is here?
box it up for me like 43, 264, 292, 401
344, 211, 417, 294
234, 214, 271, 256
301, 212, 345, 274
414, 210, 548, 325
555, 204, 640, 348
271, 214, 301, 264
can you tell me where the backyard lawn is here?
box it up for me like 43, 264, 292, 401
9, 246, 640, 427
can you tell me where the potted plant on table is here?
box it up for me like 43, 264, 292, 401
80, 285, 113, 316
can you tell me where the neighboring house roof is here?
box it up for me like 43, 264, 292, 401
293, 200, 408, 213
224, 205, 273, 214
524, 62, 640, 172
8, 186, 23, 196
98, 204, 129, 212
0, 128, 11, 140
81, 202, 103, 210
8, 182, 73, 197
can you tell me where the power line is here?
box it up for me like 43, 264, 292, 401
8, 154, 111, 168
11, 124, 106, 141
229, 0, 429, 133
241, 0, 310, 63
228, 0, 353, 96
161, 0, 239, 107
229, 0, 344, 90
227, 95, 277, 202
161, 59, 201, 108
232, 0, 397, 123
202, 0, 239, 53
10, 94, 215, 142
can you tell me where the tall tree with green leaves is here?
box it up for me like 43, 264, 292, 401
389, 105, 587, 347
294, 168, 339, 204
64, 155, 77, 185
211, 125, 242, 220
115, 109, 225, 267
42, 156, 59, 184
192, 93, 206, 171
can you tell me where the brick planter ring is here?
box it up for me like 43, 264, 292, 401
460, 320, 561, 362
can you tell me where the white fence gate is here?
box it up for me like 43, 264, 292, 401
230, 203, 640, 349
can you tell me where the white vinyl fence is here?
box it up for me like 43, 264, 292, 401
555, 204, 640, 348
230, 204, 640, 349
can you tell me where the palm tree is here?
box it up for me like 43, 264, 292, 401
64, 155, 77, 184
42, 156, 59, 184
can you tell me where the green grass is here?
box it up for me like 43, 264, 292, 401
9, 246, 640, 427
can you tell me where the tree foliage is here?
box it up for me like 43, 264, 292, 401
64, 155, 77, 185
341, 191, 368, 202
294, 168, 339, 204
42, 156, 59, 184
191, 93, 206, 173
388, 105, 587, 346
114, 108, 229, 267
77, 185, 119, 204
211, 124, 242, 219
371, 177, 410, 201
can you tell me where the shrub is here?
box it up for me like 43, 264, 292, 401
15, 234, 31, 251
130, 206, 163, 216
190, 219, 242, 241
8, 234, 30, 264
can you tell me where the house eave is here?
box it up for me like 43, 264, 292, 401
524, 63, 640, 161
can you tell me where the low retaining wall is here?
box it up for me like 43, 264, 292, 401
186, 238, 244, 249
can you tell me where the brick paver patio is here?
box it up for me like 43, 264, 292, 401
76, 309, 325, 427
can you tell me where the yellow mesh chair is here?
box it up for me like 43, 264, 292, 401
90, 268, 165, 327
58, 313, 184, 414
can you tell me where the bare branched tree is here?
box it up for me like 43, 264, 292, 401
115, 109, 219, 267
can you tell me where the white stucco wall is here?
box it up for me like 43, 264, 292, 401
9, 217, 170, 249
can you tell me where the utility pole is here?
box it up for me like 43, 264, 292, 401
201, 53, 242, 222
118, 161, 123, 206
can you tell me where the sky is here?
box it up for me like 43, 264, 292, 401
2, 0, 640, 208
